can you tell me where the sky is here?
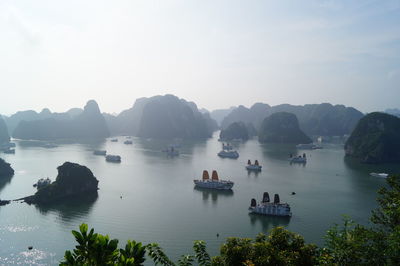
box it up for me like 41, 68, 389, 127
0, 0, 399, 115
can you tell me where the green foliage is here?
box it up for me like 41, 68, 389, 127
61, 223, 146, 266
213, 227, 319, 266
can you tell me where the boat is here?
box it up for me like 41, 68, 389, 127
33, 178, 51, 189
289, 153, 307, 163
3, 148, 15, 154
162, 146, 179, 156
43, 143, 57, 148
124, 140, 133, 145
110, 139, 118, 142
218, 150, 239, 159
222, 143, 233, 151
296, 143, 322, 150
370, 172, 389, 178
246, 160, 262, 171
249, 192, 292, 217
93, 150, 107, 156
194, 170, 234, 190
106, 155, 121, 163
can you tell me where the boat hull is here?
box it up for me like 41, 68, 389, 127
249, 204, 292, 217
194, 180, 234, 190
246, 165, 262, 171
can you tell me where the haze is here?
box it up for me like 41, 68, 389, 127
0, 0, 399, 115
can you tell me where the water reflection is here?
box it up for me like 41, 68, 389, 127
246, 170, 260, 177
249, 213, 290, 232
33, 192, 98, 224
193, 187, 234, 204
261, 143, 298, 161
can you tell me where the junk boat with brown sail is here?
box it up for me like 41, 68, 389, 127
194, 170, 234, 190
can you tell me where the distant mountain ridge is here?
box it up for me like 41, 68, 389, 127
220, 102, 363, 137
12, 100, 108, 140
0, 116, 10, 144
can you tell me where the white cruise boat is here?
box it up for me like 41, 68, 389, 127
290, 153, 307, 163
296, 143, 322, 150
370, 172, 389, 178
249, 192, 292, 217
106, 155, 121, 163
246, 160, 262, 171
93, 150, 107, 156
194, 170, 234, 190
218, 150, 239, 159
33, 178, 51, 189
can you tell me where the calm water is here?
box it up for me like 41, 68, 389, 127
1, 133, 399, 265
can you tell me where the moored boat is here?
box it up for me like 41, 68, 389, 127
222, 143, 233, 150
106, 155, 121, 163
290, 153, 307, 163
110, 139, 118, 142
162, 146, 179, 156
124, 140, 133, 145
246, 160, 262, 171
194, 170, 234, 190
218, 150, 239, 159
249, 192, 292, 217
3, 148, 15, 154
370, 172, 389, 178
296, 143, 322, 150
33, 178, 51, 189
93, 150, 107, 156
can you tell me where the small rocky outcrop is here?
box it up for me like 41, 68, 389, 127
345, 112, 400, 163
258, 112, 312, 144
24, 162, 98, 204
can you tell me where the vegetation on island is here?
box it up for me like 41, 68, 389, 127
25, 162, 98, 204
345, 112, 400, 163
219, 122, 250, 141
258, 112, 312, 144
62, 175, 400, 265
0, 158, 14, 177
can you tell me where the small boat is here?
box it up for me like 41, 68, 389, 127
106, 155, 121, 163
296, 143, 322, 150
249, 192, 292, 217
218, 150, 239, 159
194, 170, 234, 190
110, 139, 118, 142
246, 160, 262, 171
124, 140, 133, 145
43, 143, 57, 148
93, 150, 107, 156
34, 178, 51, 189
289, 153, 307, 163
162, 146, 179, 156
370, 172, 389, 178
3, 148, 15, 154
222, 143, 233, 151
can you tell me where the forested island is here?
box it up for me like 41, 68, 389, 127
258, 112, 312, 144
345, 112, 400, 163
24, 162, 98, 204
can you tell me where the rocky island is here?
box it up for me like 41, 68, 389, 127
219, 122, 250, 141
345, 112, 400, 163
258, 112, 312, 144
24, 162, 99, 204
0, 158, 14, 177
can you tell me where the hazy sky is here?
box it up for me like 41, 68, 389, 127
0, 0, 399, 115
